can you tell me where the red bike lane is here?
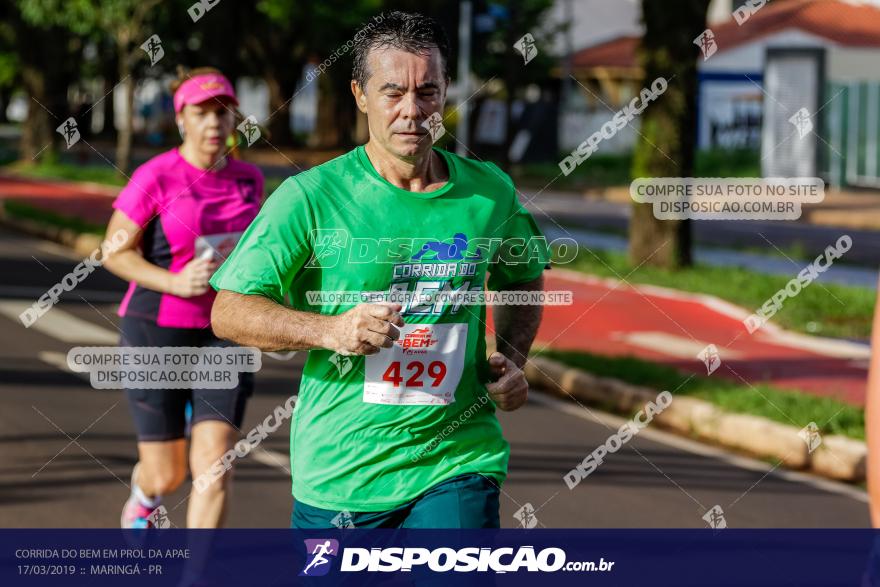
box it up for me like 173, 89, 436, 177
507, 269, 870, 406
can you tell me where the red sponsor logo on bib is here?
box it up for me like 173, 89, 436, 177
397, 327, 438, 352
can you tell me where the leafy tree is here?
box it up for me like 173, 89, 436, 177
469, 0, 559, 168
20, 0, 163, 173
249, 0, 382, 146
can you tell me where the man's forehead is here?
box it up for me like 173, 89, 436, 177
366, 46, 444, 86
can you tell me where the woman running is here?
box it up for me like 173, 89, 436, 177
103, 67, 263, 528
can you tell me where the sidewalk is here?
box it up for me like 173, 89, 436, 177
0, 173, 872, 406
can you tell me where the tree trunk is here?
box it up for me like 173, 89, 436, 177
19, 25, 74, 165
264, 71, 296, 146
20, 67, 52, 163
0, 88, 10, 124
628, 0, 710, 269
114, 50, 134, 175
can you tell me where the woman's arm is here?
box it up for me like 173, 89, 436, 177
866, 280, 880, 526
101, 209, 214, 298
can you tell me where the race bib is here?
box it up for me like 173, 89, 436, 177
195, 232, 244, 264
364, 323, 467, 405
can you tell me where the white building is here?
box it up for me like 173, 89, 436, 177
562, 0, 880, 187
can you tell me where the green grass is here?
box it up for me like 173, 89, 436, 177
2, 200, 105, 235
512, 153, 633, 191
561, 246, 875, 340
537, 348, 865, 440
5, 161, 128, 186
513, 148, 761, 191
694, 148, 761, 178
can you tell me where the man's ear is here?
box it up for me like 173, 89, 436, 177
352, 80, 368, 114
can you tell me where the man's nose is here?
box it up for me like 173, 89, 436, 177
399, 91, 421, 120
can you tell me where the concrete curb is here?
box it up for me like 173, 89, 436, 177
0, 204, 104, 258
524, 355, 866, 483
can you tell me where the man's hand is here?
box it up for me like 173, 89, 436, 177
327, 302, 405, 356
486, 352, 528, 411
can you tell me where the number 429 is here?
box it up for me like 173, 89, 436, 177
382, 361, 447, 388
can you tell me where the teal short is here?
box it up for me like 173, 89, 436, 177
291, 473, 501, 529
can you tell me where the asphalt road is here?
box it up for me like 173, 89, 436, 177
0, 226, 870, 529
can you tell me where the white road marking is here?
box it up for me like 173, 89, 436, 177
611, 331, 743, 359
530, 389, 868, 504
252, 449, 291, 474
0, 300, 118, 344
38, 351, 91, 383
0, 286, 122, 302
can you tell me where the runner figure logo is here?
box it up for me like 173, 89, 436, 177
513, 503, 538, 528
56, 117, 80, 149
329, 353, 353, 377
798, 422, 822, 453
697, 344, 721, 375
236, 177, 258, 203
237, 115, 262, 147
412, 233, 483, 261
693, 29, 717, 61
421, 112, 445, 142
514, 33, 538, 65
307, 229, 347, 268
331, 510, 355, 529
300, 539, 339, 576
702, 505, 727, 530
140, 34, 165, 66
146, 505, 171, 529
788, 107, 813, 139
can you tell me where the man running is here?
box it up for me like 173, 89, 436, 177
210, 11, 547, 528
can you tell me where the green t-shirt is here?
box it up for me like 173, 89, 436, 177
210, 145, 548, 512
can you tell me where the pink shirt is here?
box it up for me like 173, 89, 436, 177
112, 148, 263, 328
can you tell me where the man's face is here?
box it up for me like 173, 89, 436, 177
352, 46, 447, 159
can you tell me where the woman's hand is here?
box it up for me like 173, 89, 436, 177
170, 257, 216, 298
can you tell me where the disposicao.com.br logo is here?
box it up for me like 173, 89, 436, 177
300, 540, 614, 575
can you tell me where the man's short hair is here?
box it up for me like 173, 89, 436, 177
352, 11, 451, 90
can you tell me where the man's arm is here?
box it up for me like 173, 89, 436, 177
211, 290, 404, 355
485, 274, 544, 412
492, 274, 544, 368
866, 283, 880, 526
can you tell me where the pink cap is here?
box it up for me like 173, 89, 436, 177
173, 73, 238, 113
